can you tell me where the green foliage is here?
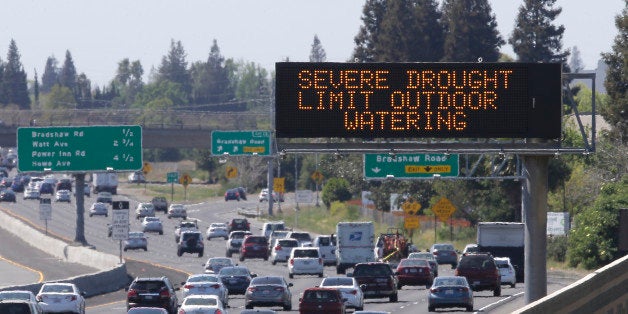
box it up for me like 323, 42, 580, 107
441, 0, 504, 62
321, 177, 352, 209
134, 80, 188, 109
547, 236, 568, 262
157, 40, 191, 96
330, 201, 360, 221
43, 85, 75, 109
41, 56, 58, 93
567, 177, 628, 269
508, 0, 569, 63
571, 84, 609, 114
58, 50, 77, 96
601, 4, 628, 143
190, 39, 235, 107
1, 40, 31, 109
309, 35, 327, 62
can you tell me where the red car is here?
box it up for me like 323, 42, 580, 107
240, 235, 269, 261
395, 258, 434, 289
299, 287, 346, 314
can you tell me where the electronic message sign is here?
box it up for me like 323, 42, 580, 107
275, 62, 561, 139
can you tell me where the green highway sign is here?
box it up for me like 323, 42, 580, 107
364, 153, 459, 179
167, 172, 179, 183
18, 125, 142, 172
211, 130, 271, 156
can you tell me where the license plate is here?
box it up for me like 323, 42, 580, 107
303, 260, 311, 264
53, 298, 61, 303
229, 279, 238, 284
144, 295, 154, 300
409, 268, 417, 273
263, 290, 270, 294
446, 290, 453, 295
474, 281, 480, 286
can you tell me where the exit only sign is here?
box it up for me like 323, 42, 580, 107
364, 153, 459, 179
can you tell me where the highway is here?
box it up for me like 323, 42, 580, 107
0, 183, 582, 313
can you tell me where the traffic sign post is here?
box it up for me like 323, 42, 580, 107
226, 166, 238, 179
17, 125, 142, 172
39, 198, 52, 235
273, 177, 285, 193
111, 201, 130, 264
211, 130, 271, 156
167, 172, 179, 202
180, 173, 192, 201
364, 153, 459, 179
432, 197, 457, 222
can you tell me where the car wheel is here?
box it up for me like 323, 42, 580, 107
494, 285, 501, 297
207, 237, 211, 241
143, 247, 147, 251
159, 231, 163, 235
123, 248, 127, 252
426, 283, 431, 289
224, 236, 228, 240
397, 283, 402, 290
272, 260, 277, 265
467, 305, 474, 312
226, 251, 232, 257
428, 305, 435, 312
511, 282, 516, 288
318, 273, 323, 278
452, 264, 457, 269
199, 251, 204, 257
264, 255, 268, 261
89, 214, 93, 217
105, 214, 108, 217
390, 293, 398, 302
239, 256, 245, 262
283, 303, 292, 311
177, 250, 183, 257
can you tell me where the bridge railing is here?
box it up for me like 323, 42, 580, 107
0, 109, 269, 130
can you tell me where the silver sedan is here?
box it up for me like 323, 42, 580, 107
141, 217, 164, 235
181, 274, 229, 307
319, 276, 365, 311
89, 202, 108, 217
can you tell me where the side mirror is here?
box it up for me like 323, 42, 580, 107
288, 283, 294, 287
251, 273, 257, 278
181, 282, 186, 285
359, 284, 366, 291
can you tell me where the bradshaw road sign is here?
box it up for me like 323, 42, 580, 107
364, 153, 459, 179
211, 130, 271, 156
18, 125, 142, 172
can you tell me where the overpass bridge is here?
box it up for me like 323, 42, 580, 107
0, 108, 269, 148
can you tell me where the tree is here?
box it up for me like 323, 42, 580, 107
441, 0, 504, 62
1, 39, 31, 109
233, 61, 271, 110
0, 56, 5, 104
158, 39, 191, 97
116, 58, 131, 85
569, 46, 584, 73
33, 69, 39, 107
357, 0, 444, 62
58, 50, 77, 100
309, 35, 327, 62
75, 73, 92, 103
190, 39, 234, 108
602, 3, 628, 143
509, 0, 569, 63
43, 85, 75, 109
321, 177, 352, 209
41, 56, 59, 93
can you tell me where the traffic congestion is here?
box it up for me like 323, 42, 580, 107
0, 171, 539, 314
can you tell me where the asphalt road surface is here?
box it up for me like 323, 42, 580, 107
0, 183, 585, 314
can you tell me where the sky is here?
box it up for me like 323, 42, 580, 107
1, 0, 624, 88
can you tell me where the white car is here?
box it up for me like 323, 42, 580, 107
206, 223, 229, 240
55, 189, 71, 202
141, 216, 164, 235
204, 257, 235, 274
179, 295, 225, 314
226, 230, 252, 257
124, 232, 148, 251
0, 290, 38, 303
270, 238, 299, 265
495, 257, 517, 288
181, 274, 229, 307
288, 247, 324, 278
36, 282, 85, 314
135, 202, 155, 219
258, 188, 284, 202
319, 276, 365, 311
313, 235, 337, 266
23, 187, 40, 200
287, 231, 313, 247
89, 202, 108, 217
167, 203, 187, 219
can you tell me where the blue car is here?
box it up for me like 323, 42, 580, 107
39, 182, 54, 195
218, 266, 256, 295
428, 276, 474, 312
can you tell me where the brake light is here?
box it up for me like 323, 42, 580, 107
184, 284, 194, 289
159, 289, 170, 298
69, 295, 77, 301
126, 289, 138, 298
274, 287, 284, 292
454, 269, 460, 276
318, 258, 323, 265
247, 287, 257, 292
178, 309, 186, 314
215, 310, 222, 314
290, 259, 294, 265
351, 289, 358, 295
459, 287, 469, 292
211, 284, 220, 289
275, 245, 282, 251
430, 288, 440, 293
35, 294, 42, 302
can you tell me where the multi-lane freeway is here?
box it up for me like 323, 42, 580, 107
0, 183, 582, 314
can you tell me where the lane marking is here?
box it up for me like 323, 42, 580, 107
0, 254, 45, 283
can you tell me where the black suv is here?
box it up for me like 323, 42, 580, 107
151, 196, 169, 213
56, 178, 72, 191
349, 262, 398, 302
126, 276, 179, 314
177, 231, 204, 257
455, 252, 501, 296
228, 218, 250, 232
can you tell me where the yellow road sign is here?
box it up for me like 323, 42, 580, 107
404, 216, 420, 229
432, 197, 457, 222
274, 177, 285, 193
226, 166, 238, 179
402, 201, 421, 215
405, 165, 452, 173
142, 162, 152, 174
311, 171, 324, 182
179, 173, 192, 186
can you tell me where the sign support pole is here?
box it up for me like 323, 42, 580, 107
119, 240, 122, 264
74, 173, 86, 244
315, 154, 320, 207
171, 182, 174, 203
522, 155, 549, 304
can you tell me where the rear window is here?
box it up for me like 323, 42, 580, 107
245, 236, 267, 244
0, 303, 32, 313
303, 289, 340, 301
459, 256, 495, 270
353, 264, 393, 276
317, 237, 331, 246
251, 277, 283, 285
399, 259, 429, 267
278, 239, 299, 247
130, 280, 166, 292
293, 249, 319, 258
322, 277, 354, 286
290, 233, 312, 241
434, 244, 454, 251
183, 297, 217, 306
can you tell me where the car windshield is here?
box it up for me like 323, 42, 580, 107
291, 233, 312, 241
408, 253, 434, 260
180, 222, 196, 228
145, 217, 159, 222
399, 259, 429, 267
321, 277, 354, 286
41, 284, 74, 293
434, 244, 454, 251
434, 277, 467, 287
293, 249, 318, 258
251, 277, 283, 285
183, 297, 217, 306
188, 275, 219, 283
271, 231, 289, 238
219, 267, 249, 276
278, 240, 298, 247
210, 223, 226, 228
129, 232, 144, 238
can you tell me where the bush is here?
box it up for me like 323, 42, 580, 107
321, 178, 352, 209
547, 236, 569, 262
330, 201, 360, 221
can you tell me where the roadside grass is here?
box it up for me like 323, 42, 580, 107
119, 182, 222, 203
